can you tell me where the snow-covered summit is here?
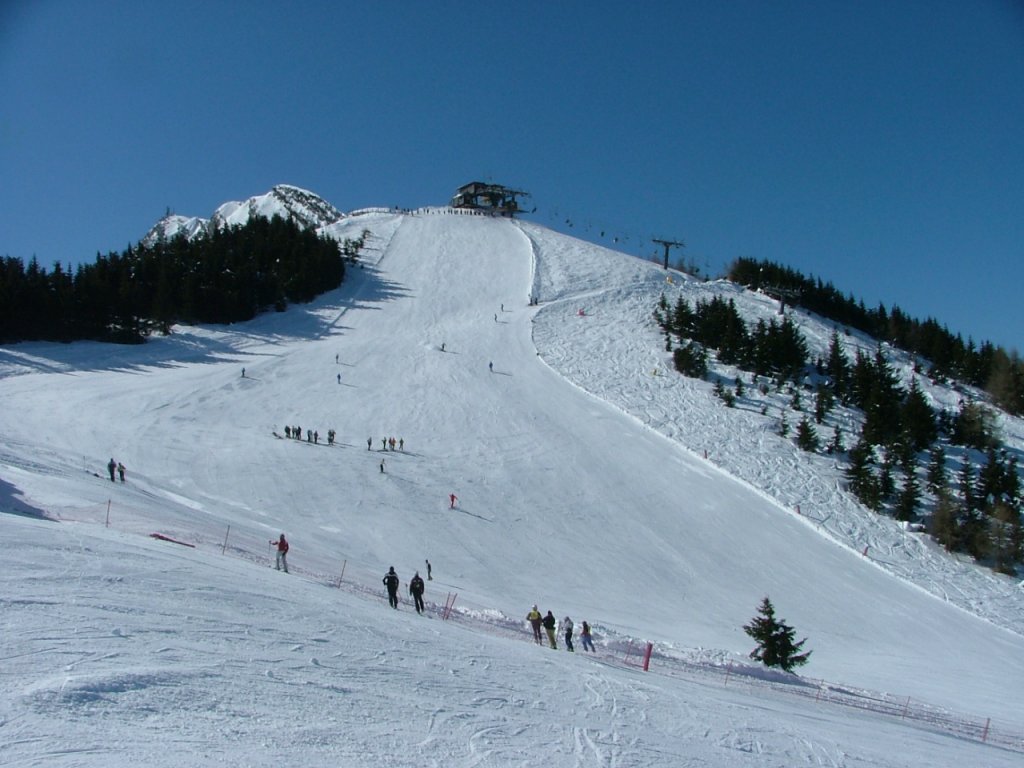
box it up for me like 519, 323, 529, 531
141, 184, 344, 244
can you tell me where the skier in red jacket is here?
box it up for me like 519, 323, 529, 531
270, 534, 289, 573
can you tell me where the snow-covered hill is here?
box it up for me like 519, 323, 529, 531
142, 184, 344, 244
2, 199, 1022, 767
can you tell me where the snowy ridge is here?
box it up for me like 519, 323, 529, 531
2, 204, 1023, 766
141, 184, 344, 244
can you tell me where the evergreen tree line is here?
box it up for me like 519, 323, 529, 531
655, 294, 809, 381
728, 257, 1024, 415
654, 294, 1023, 573
0, 216, 362, 344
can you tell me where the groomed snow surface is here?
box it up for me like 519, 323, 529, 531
2, 210, 1023, 766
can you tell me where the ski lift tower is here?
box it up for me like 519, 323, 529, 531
652, 238, 685, 270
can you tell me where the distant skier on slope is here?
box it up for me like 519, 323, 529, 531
526, 605, 543, 644
580, 621, 595, 652
542, 610, 558, 649
409, 571, 425, 614
563, 616, 575, 652
107, 458, 117, 482
270, 534, 289, 573
383, 566, 400, 608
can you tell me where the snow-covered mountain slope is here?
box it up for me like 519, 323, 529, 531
141, 184, 344, 244
2, 206, 1022, 766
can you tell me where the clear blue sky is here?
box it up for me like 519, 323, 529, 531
3, 1, 1022, 352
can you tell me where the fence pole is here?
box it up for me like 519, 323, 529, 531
901, 696, 911, 719
442, 592, 458, 620
642, 642, 653, 672
981, 717, 990, 743
337, 559, 347, 587
221, 525, 230, 555
105, 500, 111, 528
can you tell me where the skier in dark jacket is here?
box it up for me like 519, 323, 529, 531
107, 458, 117, 482
542, 610, 558, 649
383, 567, 400, 608
409, 571, 425, 614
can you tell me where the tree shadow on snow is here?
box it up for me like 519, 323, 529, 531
0, 265, 411, 378
0, 476, 53, 521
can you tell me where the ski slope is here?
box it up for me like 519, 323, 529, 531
2, 209, 1023, 766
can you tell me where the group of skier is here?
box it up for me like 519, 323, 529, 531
382, 565, 427, 614
106, 458, 126, 483
370, 436, 404, 451
283, 425, 336, 445
526, 605, 594, 652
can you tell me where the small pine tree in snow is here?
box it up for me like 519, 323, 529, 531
743, 597, 811, 672
795, 416, 819, 452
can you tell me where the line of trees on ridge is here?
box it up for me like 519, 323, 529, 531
0, 216, 366, 344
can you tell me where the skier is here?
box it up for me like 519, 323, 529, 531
542, 610, 558, 649
409, 571, 425, 614
399, 438, 404, 451
449, 493, 458, 509
313, 430, 319, 444
488, 361, 493, 373
107, 458, 116, 482
337, 373, 341, 384
526, 605, 543, 644
580, 621, 595, 652
563, 616, 575, 652
270, 534, 289, 573
117, 462, 126, 483
367, 437, 372, 451
285, 426, 291, 439
380, 459, 386, 474
241, 367, 245, 378
425, 559, 432, 580
440, 342, 445, 352
383, 566, 400, 608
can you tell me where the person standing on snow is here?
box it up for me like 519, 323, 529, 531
425, 559, 432, 580
449, 493, 458, 509
107, 458, 117, 482
270, 534, 289, 573
526, 605, 543, 644
563, 616, 575, 652
542, 610, 558, 649
383, 566, 400, 608
580, 621, 595, 652
117, 462, 126, 483
409, 571, 425, 614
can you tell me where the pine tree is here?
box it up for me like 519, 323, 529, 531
930, 489, 959, 552
743, 597, 811, 672
795, 417, 819, 452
